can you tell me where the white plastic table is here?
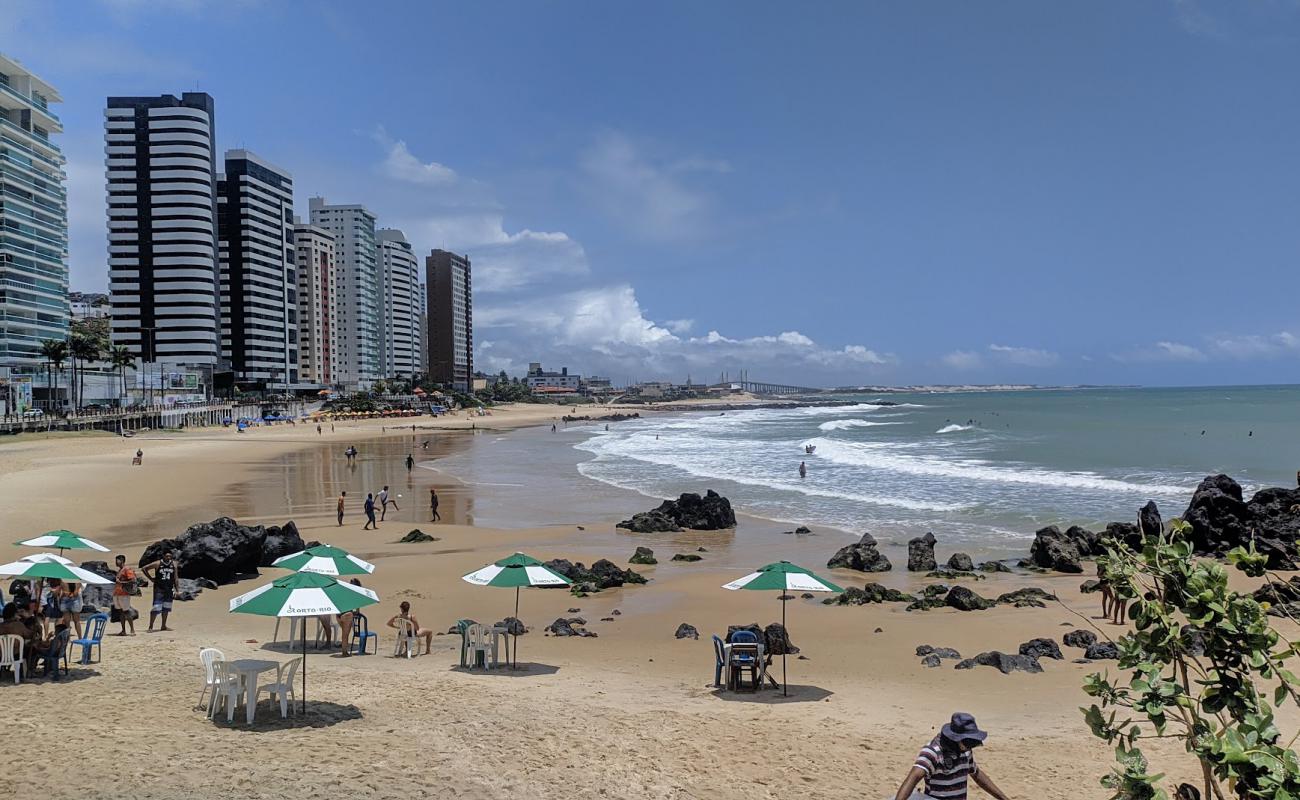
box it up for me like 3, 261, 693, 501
228, 658, 278, 723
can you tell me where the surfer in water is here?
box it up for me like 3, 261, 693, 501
799, 461, 807, 479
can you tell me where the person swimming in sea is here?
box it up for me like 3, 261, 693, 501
799, 461, 807, 479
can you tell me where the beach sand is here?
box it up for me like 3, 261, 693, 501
0, 403, 1261, 798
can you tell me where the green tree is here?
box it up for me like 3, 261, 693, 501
39, 339, 68, 411
108, 344, 134, 404
69, 333, 101, 410
1082, 519, 1300, 800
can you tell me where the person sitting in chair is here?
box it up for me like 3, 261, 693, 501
386, 601, 433, 656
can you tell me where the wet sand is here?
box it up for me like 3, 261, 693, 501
0, 403, 1252, 799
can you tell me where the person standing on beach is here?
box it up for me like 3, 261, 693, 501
430, 487, 441, 521
379, 485, 399, 520
142, 551, 179, 632
363, 493, 378, 530
405, 453, 414, 472
112, 554, 136, 636
317, 424, 322, 435
337, 491, 347, 526
893, 713, 1010, 800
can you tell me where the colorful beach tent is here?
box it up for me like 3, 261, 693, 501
462, 553, 571, 667
229, 572, 378, 712
272, 544, 375, 577
722, 561, 843, 696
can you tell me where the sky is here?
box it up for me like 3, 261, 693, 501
4, 0, 1300, 387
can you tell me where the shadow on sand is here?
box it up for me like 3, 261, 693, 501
0, 665, 102, 685
709, 683, 833, 704
449, 662, 560, 678
209, 700, 362, 732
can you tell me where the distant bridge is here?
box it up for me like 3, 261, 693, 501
727, 380, 822, 396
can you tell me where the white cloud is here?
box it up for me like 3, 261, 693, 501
941, 350, 984, 370
373, 127, 457, 186
578, 131, 723, 243
664, 319, 695, 335
1207, 331, 1300, 360
1112, 341, 1208, 363
988, 343, 1060, 367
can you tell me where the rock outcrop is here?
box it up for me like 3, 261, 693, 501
542, 558, 647, 591
945, 586, 996, 611
141, 517, 304, 584
1084, 641, 1119, 660
1018, 638, 1063, 660
826, 533, 892, 572
1181, 474, 1300, 568
907, 533, 937, 572
628, 547, 657, 565
616, 490, 736, 532
916, 645, 962, 660
946, 553, 974, 572
1063, 629, 1098, 649
671, 553, 702, 562
674, 623, 699, 640
824, 582, 913, 605
545, 617, 596, 637
954, 651, 1043, 674
1029, 525, 1086, 573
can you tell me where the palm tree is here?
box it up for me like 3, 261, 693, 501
39, 339, 68, 412
69, 334, 101, 410
109, 345, 134, 405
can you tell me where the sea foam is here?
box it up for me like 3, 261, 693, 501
818, 418, 902, 431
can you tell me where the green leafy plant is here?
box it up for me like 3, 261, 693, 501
1082, 518, 1300, 799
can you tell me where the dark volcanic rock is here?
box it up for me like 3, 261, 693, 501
671, 553, 702, 562
629, 546, 657, 565
996, 587, 1057, 608
1084, 641, 1119, 660
1018, 638, 1064, 660
915, 645, 961, 659
141, 517, 303, 584
954, 651, 1043, 674
907, 532, 937, 572
821, 535, 894, 572
947, 553, 974, 572
618, 490, 736, 532
945, 586, 995, 611
542, 558, 647, 590
979, 560, 1013, 573
1065, 525, 1103, 556
674, 623, 699, 640
1029, 525, 1083, 573
546, 617, 597, 637
1181, 474, 1300, 568
496, 617, 527, 636
1063, 629, 1098, 649
399, 529, 437, 543
826, 533, 892, 572
921, 653, 942, 668
763, 623, 799, 655
590, 559, 646, 587
825, 582, 913, 605
1103, 522, 1143, 552
1138, 501, 1163, 538
1079, 579, 1102, 594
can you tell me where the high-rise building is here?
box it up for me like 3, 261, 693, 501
376, 228, 422, 381
105, 92, 218, 365
293, 220, 337, 386
0, 53, 68, 371
216, 149, 297, 385
425, 248, 472, 391
308, 197, 378, 389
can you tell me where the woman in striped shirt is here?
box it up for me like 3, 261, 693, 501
893, 713, 1011, 800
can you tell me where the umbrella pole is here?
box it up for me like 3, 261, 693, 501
782, 593, 788, 698
513, 586, 520, 669
301, 618, 307, 714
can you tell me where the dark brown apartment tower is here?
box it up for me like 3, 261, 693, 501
424, 249, 472, 391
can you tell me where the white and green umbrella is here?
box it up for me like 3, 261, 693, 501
272, 544, 375, 576
462, 553, 571, 668
0, 558, 112, 584
15, 529, 109, 556
229, 571, 379, 713
722, 561, 843, 696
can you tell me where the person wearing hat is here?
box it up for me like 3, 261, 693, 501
893, 713, 1010, 800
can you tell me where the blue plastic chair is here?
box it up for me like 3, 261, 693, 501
712, 635, 726, 687
40, 629, 70, 680
351, 612, 377, 655
71, 613, 108, 665
727, 630, 761, 691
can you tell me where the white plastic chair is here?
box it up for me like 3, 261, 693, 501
198, 647, 225, 712
465, 623, 496, 669
0, 634, 24, 684
394, 617, 418, 659
274, 617, 339, 650
256, 658, 301, 718
208, 658, 245, 722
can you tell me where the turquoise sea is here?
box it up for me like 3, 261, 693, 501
566, 385, 1300, 555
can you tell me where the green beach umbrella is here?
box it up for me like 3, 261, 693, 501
0, 557, 113, 584
461, 552, 571, 668
271, 544, 375, 576
15, 529, 109, 556
722, 561, 843, 697
229, 572, 379, 713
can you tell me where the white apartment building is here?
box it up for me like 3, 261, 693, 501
216, 149, 297, 385
308, 197, 378, 389
376, 228, 422, 380
105, 92, 219, 366
0, 53, 68, 372
293, 220, 337, 386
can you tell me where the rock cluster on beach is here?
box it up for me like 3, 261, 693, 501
1180, 474, 1300, 568
546, 617, 596, 637
826, 533, 891, 572
616, 490, 736, 533
542, 558, 646, 594
628, 546, 657, 565
140, 517, 304, 584
907, 533, 937, 572
398, 529, 438, 543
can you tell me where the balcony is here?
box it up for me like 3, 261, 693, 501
0, 82, 60, 124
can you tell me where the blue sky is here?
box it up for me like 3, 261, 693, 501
6, 0, 1300, 386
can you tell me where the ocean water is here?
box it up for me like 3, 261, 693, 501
573, 386, 1300, 553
